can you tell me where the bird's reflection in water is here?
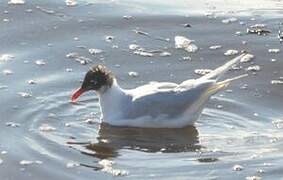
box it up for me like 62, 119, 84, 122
81, 123, 201, 160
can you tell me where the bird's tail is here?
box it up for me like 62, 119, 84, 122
206, 74, 248, 95
198, 53, 247, 81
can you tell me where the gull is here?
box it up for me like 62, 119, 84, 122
71, 53, 248, 128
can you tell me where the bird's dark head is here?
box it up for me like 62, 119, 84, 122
71, 65, 114, 102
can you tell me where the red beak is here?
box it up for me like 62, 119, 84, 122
71, 88, 87, 102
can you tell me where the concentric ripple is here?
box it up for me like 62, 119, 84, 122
8, 87, 280, 178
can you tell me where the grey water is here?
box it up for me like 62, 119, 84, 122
0, 0, 283, 179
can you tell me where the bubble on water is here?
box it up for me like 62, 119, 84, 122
257, 169, 265, 174
8, 0, 25, 5
246, 65, 261, 72
226, 89, 233, 93
129, 44, 140, 50
194, 69, 212, 76
233, 164, 244, 171
270, 58, 277, 62
66, 162, 80, 168
19, 160, 34, 166
272, 119, 283, 129
18, 92, 32, 98
1, 151, 7, 155
99, 159, 128, 176
105, 36, 114, 42
246, 176, 261, 180
65, 123, 71, 127
73, 37, 79, 41
224, 49, 239, 56
3, 19, 10, 22
27, 80, 36, 85
65, 0, 77, 6
112, 45, 119, 49
134, 29, 149, 36
66, 52, 79, 58
84, 119, 95, 124
159, 51, 171, 57
175, 36, 198, 53
216, 104, 223, 109
268, 49, 280, 53
240, 84, 248, 90
133, 51, 154, 57
240, 54, 254, 63
123, 15, 133, 20
235, 31, 243, 36
253, 113, 259, 116
39, 124, 56, 132
128, 71, 139, 77
263, 163, 272, 166
0, 84, 8, 90
114, 64, 121, 68
25, 9, 33, 13
35, 59, 46, 66
66, 68, 73, 72
222, 17, 238, 24
48, 113, 57, 118
66, 52, 92, 65
6, 122, 20, 127
3, 69, 13, 75
182, 56, 192, 61
89, 48, 103, 55
271, 80, 283, 85
209, 45, 222, 50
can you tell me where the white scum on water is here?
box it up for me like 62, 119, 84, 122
98, 159, 128, 176
221, 17, 238, 24
128, 71, 139, 77
27, 80, 37, 85
246, 65, 261, 72
209, 45, 222, 50
35, 59, 46, 66
2, 69, 13, 75
268, 49, 280, 53
0, 54, 14, 62
271, 80, 283, 85
8, 0, 25, 5
18, 92, 32, 98
66, 162, 80, 168
240, 54, 254, 63
133, 51, 154, 57
175, 36, 198, 53
65, 0, 77, 7
159, 51, 171, 57
19, 160, 42, 166
194, 69, 212, 76
129, 44, 140, 50
39, 124, 56, 132
246, 176, 261, 180
233, 164, 244, 171
88, 48, 103, 55
224, 49, 239, 56
6, 122, 20, 127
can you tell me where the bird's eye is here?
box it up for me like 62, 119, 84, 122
90, 80, 97, 85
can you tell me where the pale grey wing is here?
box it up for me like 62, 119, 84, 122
133, 81, 178, 92
125, 80, 216, 119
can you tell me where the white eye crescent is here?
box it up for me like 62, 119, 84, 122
90, 80, 97, 85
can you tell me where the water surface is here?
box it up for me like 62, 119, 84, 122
0, 0, 283, 179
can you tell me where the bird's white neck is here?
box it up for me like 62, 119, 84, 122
97, 79, 126, 121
